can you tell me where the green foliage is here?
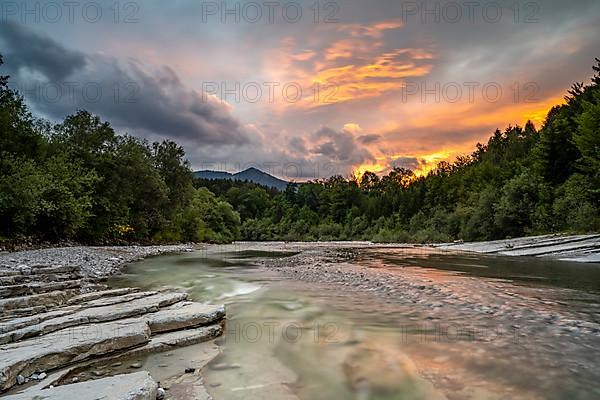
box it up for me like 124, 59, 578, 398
1, 54, 599, 244
574, 92, 600, 190
201, 59, 600, 243
177, 188, 240, 243
0, 55, 240, 243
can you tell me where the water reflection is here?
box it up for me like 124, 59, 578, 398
110, 247, 600, 400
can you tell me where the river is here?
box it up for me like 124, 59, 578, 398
108, 244, 600, 400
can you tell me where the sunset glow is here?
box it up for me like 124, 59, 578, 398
1, 1, 598, 180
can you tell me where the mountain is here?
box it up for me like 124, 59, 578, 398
194, 167, 290, 191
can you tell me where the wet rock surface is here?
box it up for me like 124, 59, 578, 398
435, 233, 600, 262
0, 245, 226, 398
3, 371, 159, 400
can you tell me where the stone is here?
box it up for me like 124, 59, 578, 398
0, 292, 188, 344
3, 372, 158, 400
109, 325, 223, 364
0, 290, 80, 314
0, 307, 80, 335
130, 363, 143, 369
66, 288, 139, 305
156, 387, 166, 400
0, 319, 151, 392
147, 302, 225, 334
16, 375, 25, 385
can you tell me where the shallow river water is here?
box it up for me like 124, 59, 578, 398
109, 245, 600, 400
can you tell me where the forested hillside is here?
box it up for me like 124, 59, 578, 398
1, 55, 599, 244
203, 60, 600, 243
0, 55, 239, 244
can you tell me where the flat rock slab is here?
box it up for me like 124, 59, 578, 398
0, 290, 156, 336
0, 307, 80, 335
0, 289, 81, 313
56, 324, 224, 386
120, 323, 223, 359
0, 279, 85, 298
66, 288, 139, 305
148, 302, 225, 334
0, 292, 188, 344
0, 266, 79, 277
436, 234, 600, 262
0, 301, 224, 392
0, 319, 151, 392
0, 272, 81, 286
82, 291, 158, 308
3, 371, 158, 400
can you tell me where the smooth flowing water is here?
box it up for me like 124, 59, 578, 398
109, 245, 600, 400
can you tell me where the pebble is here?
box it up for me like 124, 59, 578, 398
156, 387, 166, 400
130, 363, 143, 369
0, 245, 192, 277
16, 375, 26, 385
184, 367, 196, 373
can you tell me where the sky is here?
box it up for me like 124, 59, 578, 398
1, 0, 600, 180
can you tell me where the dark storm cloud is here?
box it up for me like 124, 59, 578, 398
288, 136, 308, 153
0, 21, 86, 81
0, 22, 250, 146
311, 126, 375, 165
358, 134, 382, 144
391, 156, 420, 171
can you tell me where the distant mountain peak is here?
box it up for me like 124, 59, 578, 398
195, 167, 290, 191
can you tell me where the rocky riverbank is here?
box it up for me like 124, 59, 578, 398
435, 233, 600, 263
0, 245, 227, 400
0, 245, 195, 277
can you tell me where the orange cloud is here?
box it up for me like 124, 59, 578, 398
352, 92, 566, 178
263, 19, 433, 110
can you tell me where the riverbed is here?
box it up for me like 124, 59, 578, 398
109, 243, 600, 400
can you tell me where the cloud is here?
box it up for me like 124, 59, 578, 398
357, 134, 381, 145
0, 21, 86, 81
310, 125, 376, 165
390, 156, 420, 171
3, 0, 600, 179
0, 22, 250, 146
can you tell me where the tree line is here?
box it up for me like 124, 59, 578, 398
0, 55, 239, 244
1, 55, 599, 244
201, 59, 600, 243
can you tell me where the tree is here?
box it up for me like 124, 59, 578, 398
574, 91, 600, 191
